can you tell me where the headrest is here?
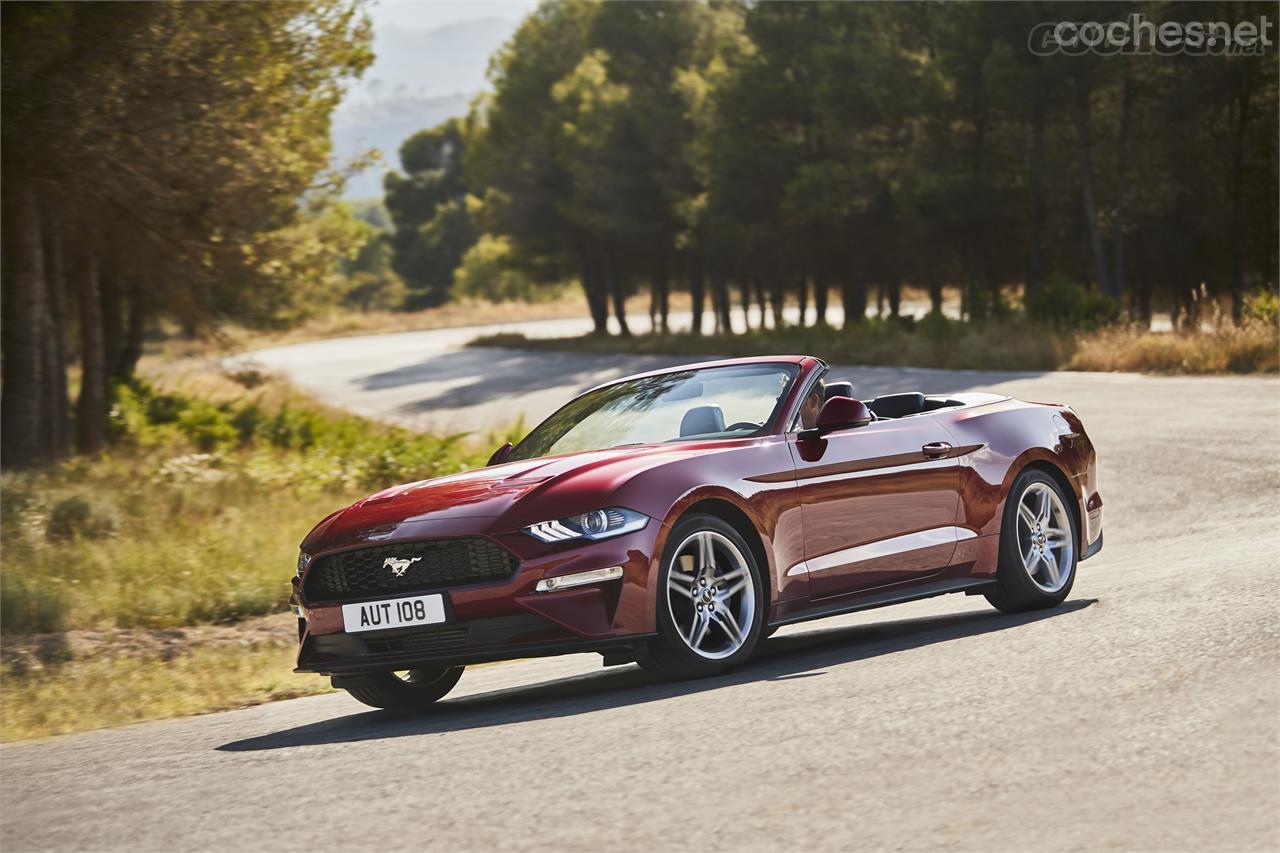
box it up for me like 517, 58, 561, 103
825, 381, 856, 401
870, 392, 926, 419
680, 404, 725, 438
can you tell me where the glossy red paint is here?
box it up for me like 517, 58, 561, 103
293, 355, 1102, 676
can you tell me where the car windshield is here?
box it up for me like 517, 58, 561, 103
509, 363, 799, 461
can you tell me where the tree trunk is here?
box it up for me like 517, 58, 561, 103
1074, 85, 1113, 298
1027, 93, 1046, 299
710, 270, 732, 334
1228, 91, 1249, 323
604, 249, 630, 336
841, 273, 867, 328
812, 271, 829, 326
796, 274, 808, 327
1113, 67, 1134, 303
647, 277, 657, 332
115, 285, 147, 379
77, 244, 107, 454
928, 271, 943, 316
655, 257, 670, 334
42, 215, 72, 458
768, 278, 784, 329
739, 278, 752, 330
688, 255, 705, 336
101, 269, 123, 379
580, 246, 609, 335
887, 272, 902, 318
1, 182, 51, 468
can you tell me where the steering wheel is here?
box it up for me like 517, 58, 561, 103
725, 421, 761, 432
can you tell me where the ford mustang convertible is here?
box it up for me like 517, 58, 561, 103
292, 356, 1103, 709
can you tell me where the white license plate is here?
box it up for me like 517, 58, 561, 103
342, 594, 446, 633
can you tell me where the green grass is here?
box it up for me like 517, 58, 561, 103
1, 378, 510, 634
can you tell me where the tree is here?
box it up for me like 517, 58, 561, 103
1, 1, 372, 466
384, 118, 477, 308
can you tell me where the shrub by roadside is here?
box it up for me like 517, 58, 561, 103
1, 375, 520, 740
1, 378, 506, 635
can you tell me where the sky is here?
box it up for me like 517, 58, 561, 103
369, 0, 538, 36
334, 0, 539, 195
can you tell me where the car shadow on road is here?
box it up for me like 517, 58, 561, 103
219, 598, 1096, 752
359, 347, 696, 413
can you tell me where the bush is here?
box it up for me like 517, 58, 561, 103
1024, 273, 1119, 330
46, 496, 117, 541
1244, 286, 1278, 325
452, 234, 570, 303
1, 381, 492, 634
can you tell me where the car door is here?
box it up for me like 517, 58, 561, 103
786, 414, 961, 598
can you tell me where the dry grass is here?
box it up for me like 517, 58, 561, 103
1068, 319, 1279, 374
158, 295, 598, 359
1, 638, 332, 742
1, 369, 509, 635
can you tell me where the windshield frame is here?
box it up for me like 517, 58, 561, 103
508, 361, 806, 462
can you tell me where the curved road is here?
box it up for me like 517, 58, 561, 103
4, 317, 1278, 852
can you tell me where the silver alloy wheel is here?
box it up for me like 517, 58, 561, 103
666, 530, 756, 660
1015, 481, 1075, 594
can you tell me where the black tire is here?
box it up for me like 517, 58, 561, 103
342, 666, 464, 710
985, 468, 1079, 613
637, 514, 766, 680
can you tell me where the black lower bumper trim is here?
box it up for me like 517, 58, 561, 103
1082, 530, 1103, 560
296, 612, 653, 675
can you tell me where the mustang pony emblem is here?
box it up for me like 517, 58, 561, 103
383, 556, 422, 577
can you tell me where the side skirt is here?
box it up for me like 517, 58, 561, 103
769, 578, 995, 628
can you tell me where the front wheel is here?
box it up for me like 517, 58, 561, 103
341, 666, 464, 710
638, 514, 765, 680
985, 469, 1078, 613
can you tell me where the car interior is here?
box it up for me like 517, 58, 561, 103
676, 379, 971, 438
823, 382, 966, 421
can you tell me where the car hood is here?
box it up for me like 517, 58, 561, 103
301, 440, 743, 554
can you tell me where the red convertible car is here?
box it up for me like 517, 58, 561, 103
292, 356, 1103, 709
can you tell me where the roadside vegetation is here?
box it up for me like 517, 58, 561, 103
1, 372, 514, 740
473, 287, 1279, 376
2, 623, 332, 742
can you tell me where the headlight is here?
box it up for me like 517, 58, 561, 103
523, 507, 648, 543
296, 551, 311, 577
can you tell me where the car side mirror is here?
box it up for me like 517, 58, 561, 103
487, 442, 514, 466
799, 397, 872, 441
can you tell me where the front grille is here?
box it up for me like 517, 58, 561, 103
303, 537, 519, 603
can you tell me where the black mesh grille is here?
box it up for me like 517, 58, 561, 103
303, 538, 519, 603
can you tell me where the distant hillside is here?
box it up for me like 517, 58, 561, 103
333, 17, 520, 199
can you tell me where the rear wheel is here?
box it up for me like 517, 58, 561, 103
341, 666, 464, 710
985, 469, 1078, 613
638, 514, 765, 680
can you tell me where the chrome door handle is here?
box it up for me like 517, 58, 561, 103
921, 442, 953, 459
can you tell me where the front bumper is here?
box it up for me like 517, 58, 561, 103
293, 523, 666, 675
296, 612, 652, 674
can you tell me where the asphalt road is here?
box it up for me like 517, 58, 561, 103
4, 318, 1278, 852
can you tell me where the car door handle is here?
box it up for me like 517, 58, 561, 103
921, 442, 953, 459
